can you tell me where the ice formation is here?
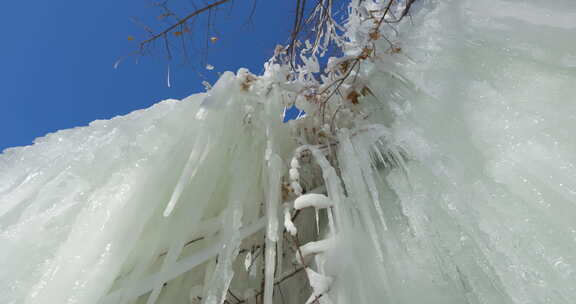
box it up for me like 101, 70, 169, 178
2, 0, 576, 303
294, 194, 332, 210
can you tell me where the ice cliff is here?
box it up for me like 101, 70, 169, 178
1, 0, 576, 303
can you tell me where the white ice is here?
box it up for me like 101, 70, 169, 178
1, 0, 576, 303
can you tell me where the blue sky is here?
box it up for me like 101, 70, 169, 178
0, 1, 296, 151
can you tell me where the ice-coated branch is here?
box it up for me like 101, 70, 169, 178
294, 193, 333, 210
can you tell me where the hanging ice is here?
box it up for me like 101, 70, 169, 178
1, 0, 576, 303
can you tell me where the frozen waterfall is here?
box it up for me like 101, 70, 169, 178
1, 0, 576, 303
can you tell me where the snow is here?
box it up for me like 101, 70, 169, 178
290, 157, 300, 169
283, 205, 297, 236
1, 0, 576, 303
299, 239, 333, 258
294, 194, 333, 210
289, 168, 299, 182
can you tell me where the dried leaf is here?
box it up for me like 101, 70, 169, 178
240, 75, 257, 91
347, 91, 360, 105
340, 60, 350, 74
361, 86, 374, 97
359, 47, 373, 60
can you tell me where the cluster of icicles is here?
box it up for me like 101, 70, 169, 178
3, 0, 576, 303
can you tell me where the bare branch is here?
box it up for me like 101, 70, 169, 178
137, 0, 232, 52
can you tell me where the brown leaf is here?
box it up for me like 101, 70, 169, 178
339, 60, 350, 74
358, 47, 373, 60
347, 91, 360, 105
361, 86, 374, 97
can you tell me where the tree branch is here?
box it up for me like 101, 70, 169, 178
138, 0, 232, 51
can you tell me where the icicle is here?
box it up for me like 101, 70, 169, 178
201, 201, 244, 304
305, 268, 334, 304
302, 145, 343, 235
113, 58, 123, 69
244, 251, 252, 272
276, 219, 284, 281
101, 217, 266, 303
264, 154, 282, 304
163, 133, 211, 217
283, 204, 298, 236
337, 129, 386, 263
167, 64, 172, 88
315, 208, 320, 236
189, 285, 203, 304
201, 144, 266, 304
249, 253, 259, 278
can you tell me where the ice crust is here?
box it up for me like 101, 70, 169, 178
1, 0, 576, 303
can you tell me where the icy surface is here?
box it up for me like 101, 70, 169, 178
304, 268, 333, 304
1, 0, 576, 303
0, 70, 289, 304
324, 0, 576, 303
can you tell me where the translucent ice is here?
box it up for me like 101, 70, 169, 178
1, 0, 576, 303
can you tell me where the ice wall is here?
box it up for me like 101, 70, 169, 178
0, 70, 297, 304
1, 0, 576, 303
326, 0, 576, 303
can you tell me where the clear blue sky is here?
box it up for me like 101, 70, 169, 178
0, 1, 295, 151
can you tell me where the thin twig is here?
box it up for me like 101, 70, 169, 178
228, 289, 242, 304
158, 236, 205, 257
138, 0, 232, 51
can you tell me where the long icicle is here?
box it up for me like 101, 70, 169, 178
163, 133, 211, 217
264, 154, 282, 304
